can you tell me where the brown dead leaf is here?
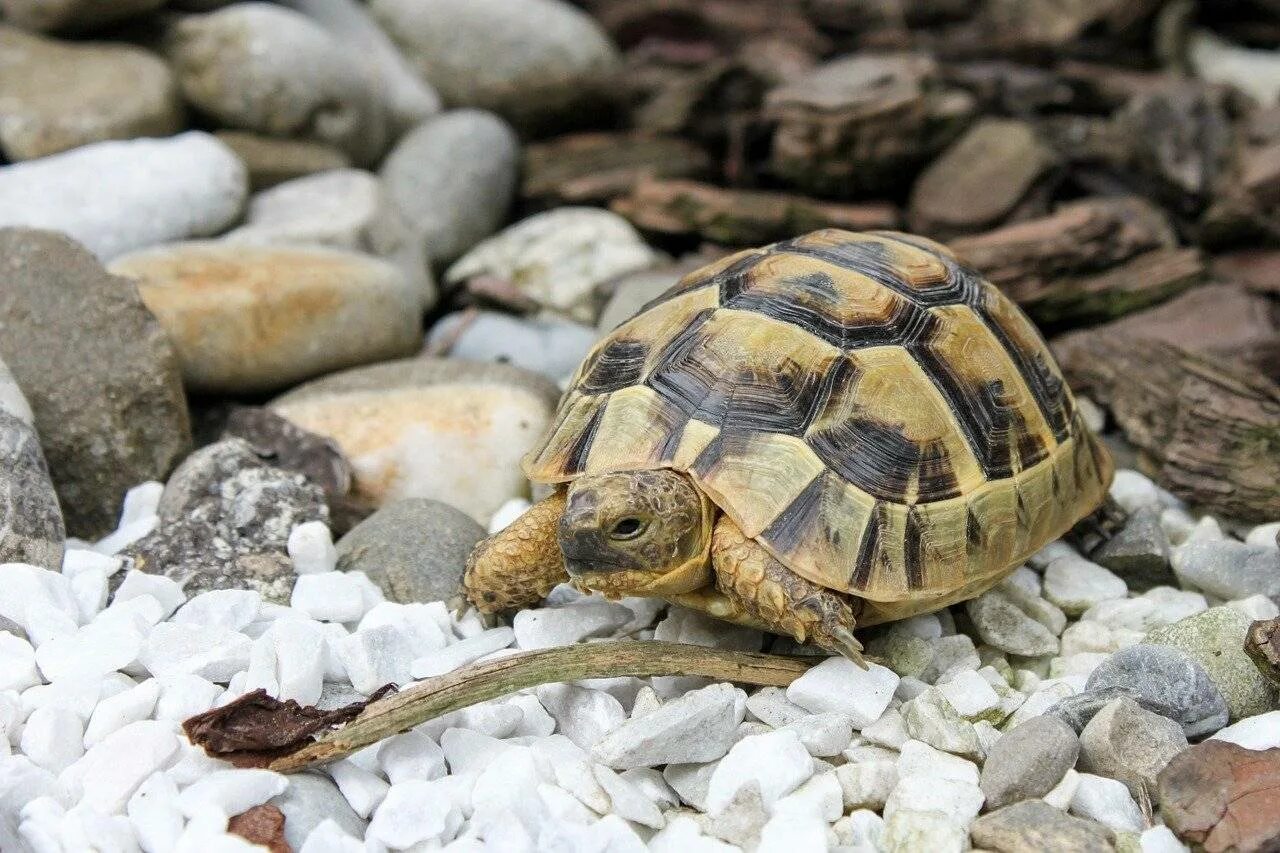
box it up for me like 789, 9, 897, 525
183, 686, 395, 768
228, 804, 291, 853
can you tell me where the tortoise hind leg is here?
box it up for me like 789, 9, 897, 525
1065, 494, 1127, 557
709, 515, 866, 668
462, 491, 569, 614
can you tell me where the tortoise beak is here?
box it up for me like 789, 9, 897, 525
558, 511, 634, 576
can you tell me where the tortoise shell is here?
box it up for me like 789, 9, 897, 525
524, 229, 1113, 604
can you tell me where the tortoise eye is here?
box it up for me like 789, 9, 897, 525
609, 517, 647, 540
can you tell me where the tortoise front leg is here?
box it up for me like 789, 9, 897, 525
463, 491, 569, 614
710, 516, 867, 667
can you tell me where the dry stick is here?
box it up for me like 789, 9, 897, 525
269, 640, 817, 773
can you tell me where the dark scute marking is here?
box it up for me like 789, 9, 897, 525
972, 286, 1074, 443
850, 501, 883, 588
1050, 465, 1063, 501
775, 237, 975, 308
904, 507, 926, 589
562, 402, 606, 476
809, 416, 961, 502
645, 309, 726, 420
577, 339, 649, 395
965, 507, 983, 550
908, 340, 1055, 480
760, 474, 825, 556
641, 250, 767, 315
1015, 489, 1032, 530
718, 361, 828, 436
801, 356, 860, 433
724, 272, 935, 351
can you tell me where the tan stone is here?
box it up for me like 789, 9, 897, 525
271, 359, 561, 523
109, 242, 421, 394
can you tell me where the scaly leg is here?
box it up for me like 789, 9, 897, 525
710, 515, 866, 667
463, 491, 569, 614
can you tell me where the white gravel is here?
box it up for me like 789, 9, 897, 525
0, 466, 1271, 851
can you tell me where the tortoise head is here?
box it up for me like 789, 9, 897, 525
559, 469, 715, 598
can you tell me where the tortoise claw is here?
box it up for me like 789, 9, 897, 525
826, 626, 868, 670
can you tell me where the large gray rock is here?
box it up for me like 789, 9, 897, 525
225, 169, 434, 309
1078, 696, 1186, 804
369, 0, 620, 133
276, 0, 440, 135
1067, 643, 1229, 737
0, 0, 163, 31
126, 438, 327, 603
166, 3, 388, 165
109, 241, 422, 395
335, 498, 485, 604
271, 358, 560, 524
1147, 607, 1280, 721
980, 715, 1080, 811
0, 133, 248, 261
0, 230, 191, 538
378, 110, 519, 268
0, 357, 63, 570
0, 28, 182, 162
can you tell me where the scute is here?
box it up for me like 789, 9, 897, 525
524, 229, 1113, 602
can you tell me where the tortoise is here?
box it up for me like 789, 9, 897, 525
463, 229, 1114, 664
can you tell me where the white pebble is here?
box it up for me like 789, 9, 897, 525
937, 670, 1000, 719
138, 623, 251, 683
300, 818, 364, 853
0, 634, 40, 692
757, 810, 828, 853
83, 678, 160, 747
1043, 555, 1127, 615
537, 683, 626, 751
328, 759, 389, 819
896, 739, 980, 785
488, 498, 532, 534
334, 625, 413, 694
179, 769, 287, 819
20, 706, 84, 773
1245, 521, 1280, 547
883, 775, 984, 827
1110, 470, 1162, 512
379, 730, 446, 784
34, 617, 146, 683
704, 729, 814, 814
62, 719, 179, 814
288, 521, 338, 575
154, 674, 221, 721
786, 658, 899, 727
93, 516, 158, 556
61, 549, 123, 580
594, 764, 664, 828
1141, 824, 1191, 853
513, 600, 632, 650
114, 572, 186, 620
172, 590, 262, 632
1070, 772, 1144, 832
411, 627, 515, 678
1210, 710, 1280, 750
119, 482, 164, 526
128, 771, 184, 853
70, 569, 109, 623
291, 572, 379, 623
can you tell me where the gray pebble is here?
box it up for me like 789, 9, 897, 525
1092, 506, 1174, 591
369, 0, 620, 133
970, 800, 1114, 853
979, 715, 1079, 810
165, 3, 389, 165
336, 498, 485, 604
0, 229, 191, 538
1078, 696, 1186, 804
270, 772, 367, 850
1172, 540, 1280, 601
379, 109, 519, 267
